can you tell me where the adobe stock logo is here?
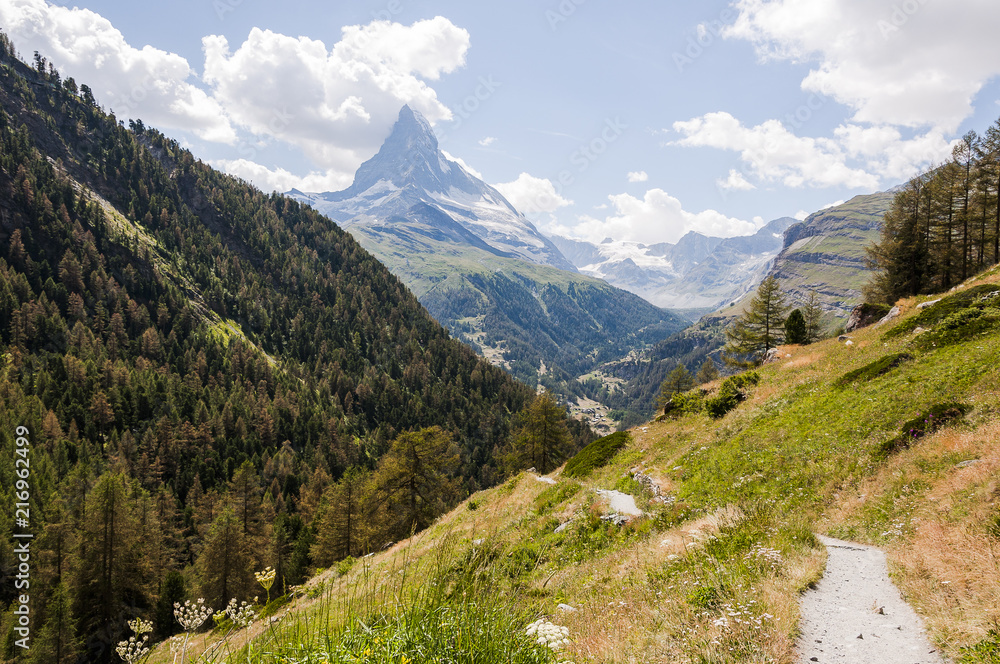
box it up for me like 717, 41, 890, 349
673, 8, 737, 73
877, 0, 932, 39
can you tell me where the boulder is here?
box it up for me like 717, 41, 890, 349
845, 303, 893, 332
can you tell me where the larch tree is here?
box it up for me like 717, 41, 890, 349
657, 363, 695, 409
371, 427, 461, 542
500, 394, 574, 476
803, 291, 824, 343
723, 276, 789, 365
696, 357, 720, 384
311, 466, 371, 565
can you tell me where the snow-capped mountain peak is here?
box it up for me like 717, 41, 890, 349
289, 106, 572, 271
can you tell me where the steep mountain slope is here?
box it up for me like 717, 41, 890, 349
550, 217, 795, 314
0, 40, 541, 662
769, 191, 895, 318
289, 107, 688, 395
153, 265, 1000, 664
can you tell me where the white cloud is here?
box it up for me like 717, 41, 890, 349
212, 159, 353, 194
553, 189, 755, 246
478, 136, 497, 147
673, 111, 879, 189
0, 0, 236, 143
202, 18, 470, 179
441, 150, 483, 179
717, 169, 756, 191
627, 170, 649, 183
494, 173, 572, 214
725, 0, 1000, 132
794, 210, 809, 221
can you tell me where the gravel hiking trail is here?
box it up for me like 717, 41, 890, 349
796, 535, 947, 663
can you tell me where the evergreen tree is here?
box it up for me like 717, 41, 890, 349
803, 291, 824, 343
74, 473, 153, 663
500, 394, 574, 475
27, 582, 80, 664
723, 276, 789, 364
372, 427, 461, 542
784, 309, 808, 345
695, 357, 720, 384
311, 467, 370, 565
197, 507, 253, 608
657, 363, 694, 409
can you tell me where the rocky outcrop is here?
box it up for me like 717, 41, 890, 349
845, 303, 893, 332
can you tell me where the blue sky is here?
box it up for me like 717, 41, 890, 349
3, 0, 1000, 245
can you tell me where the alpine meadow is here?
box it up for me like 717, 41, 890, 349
2, 2, 1000, 664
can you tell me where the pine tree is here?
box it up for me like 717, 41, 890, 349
695, 357, 720, 384
657, 364, 694, 409
784, 309, 808, 345
500, 394, 574, 476
723, 276, 789, 364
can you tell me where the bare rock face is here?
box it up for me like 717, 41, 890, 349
845, 303, 893, 332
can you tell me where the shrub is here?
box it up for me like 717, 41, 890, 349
885, 284, 1000, 339
873, 402, 970, 459
835, 353, 913, 386
704, 371, 760, 419
662, 389, 706, 418
563, 431, 631, 477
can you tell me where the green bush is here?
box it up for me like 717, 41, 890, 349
704, 371, 760, 419
873, 402, 970, 459
885, 284, 1000, 339
835, 352, 913, 386
563, 431, 631, 477
662, 390, 706, 418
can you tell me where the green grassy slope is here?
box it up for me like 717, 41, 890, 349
153, 267, 1000, 664
772, 191, 895, 317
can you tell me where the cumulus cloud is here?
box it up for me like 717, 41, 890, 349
494, 173, 572, 214
673, 112, 879, 189
553, 189, 755, 246
717, 169, 756, 191
212, 158, 353, 194
478, 136, 497, 147
627, 171, 649, 183
0, 0, 236, 143
725, 0, 1000, 132
202, 18, 470, 180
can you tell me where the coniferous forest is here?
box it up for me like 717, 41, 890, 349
0, 35, 594, 663
867, 122, 1000, 303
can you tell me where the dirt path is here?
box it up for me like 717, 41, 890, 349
796, 535, 947, 663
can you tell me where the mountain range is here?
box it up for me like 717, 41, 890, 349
549, 217, 796, 315
289, 107, 689, 406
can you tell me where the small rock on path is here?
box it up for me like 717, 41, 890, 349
797, 535, 946, 663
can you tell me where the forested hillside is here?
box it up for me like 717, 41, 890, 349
868, 124, 1000, 303
0, 35, 558, 663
